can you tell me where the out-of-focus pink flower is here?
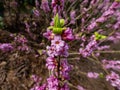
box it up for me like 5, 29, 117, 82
107, 32, 120, 43
70, 11, 76, 24
106, 71, 120, 89
41, 0, 50, 12
87, 72, 99, 79
43, 30, 54, 40
0, 43, 13, 52
33, 8, 40, 17
79, 40, 98, 57
102, 60, 120, 71
31, 75, 46, 90
77, 85, 86, 90
35, 0, 39, 8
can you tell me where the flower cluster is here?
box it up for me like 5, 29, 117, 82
43, 14, 74, 90
41, 0, 50, 12
14, 34, 30, 51
106, 71, 120, 90
102, 60, 120, 71
79, 39, 98, 57
30, 75, 46, 90
46, 36, 69, 57
51, 0, 65, 15
47, 76, 59, 90
87, 1, 120, 32
0, 43, 13, 52
107, 32, 120, 44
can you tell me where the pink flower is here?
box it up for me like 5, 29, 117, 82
102, 60, 120, 70
106, 71, 120, 89
33, 9, 40, 17
77, 85, 86, 90
43, 30, 54, 40
46, 57, 57, 71
87, 72, 99, 79
46, 45, 58, 57
60, 59, 71, 80
70, 11, 76, 24
0, 43, 13, 52
62, 28, 75, 41
47, 76, 59, 90
51, 36, 65, 50
41, 0, 50, 12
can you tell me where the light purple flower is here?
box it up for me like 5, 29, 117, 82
70, 11, 76, 24
107, 32, 120, 43
59, 43, 69, 57
51, 36, 65, 50
47, 76, 59, 90
14, 35, 28, 44
41, 0, 50, 12
87, 72, 99, 79
87, 21, 97, 31
33, 8, 40, 17
17, 45, 29, 51
79, 40, 98, 57
46, 57, 57, 71
62, 28, 75, 41
102, 60, 120, 71
96, 17, 106, 23
46, 45, 58, 57
106, 71, 120, 89
60, 59, 71, 80
35, 0, 39, 8
51, 0, 65, 15
43, 30, 54, 40
31, 75, 46, 90
77, 85, 86, 90
0, 43, 13, 52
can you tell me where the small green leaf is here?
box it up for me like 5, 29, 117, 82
101, 36, 107, 39
99, 73, 104, 78
48, 26, 54, 30
94, 32, 107, 40
37, 49, 43, 55
60, 19, 65, 27
54, 13, 61, 28
53, 27, 63, 34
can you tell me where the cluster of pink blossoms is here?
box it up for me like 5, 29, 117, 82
102, 60, 120, 71
31, 75, 46, 90
106, 71, 120, 90
87, 1, 120, 32
51, 0, 65, 15
0, 43, 13, 52
79, 36, 98, 58
43, 19, 74, 90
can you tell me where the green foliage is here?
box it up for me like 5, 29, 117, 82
99, 73, 104, 78
94, 32, 107, 40
48, 14, 66, 34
